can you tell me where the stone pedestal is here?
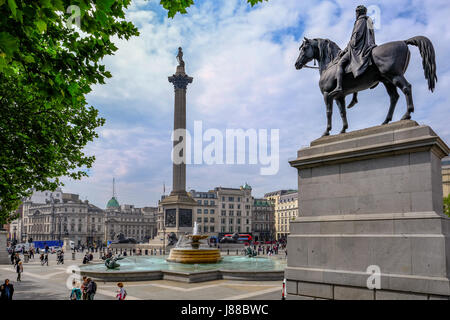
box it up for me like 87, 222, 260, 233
287, 121, 450, 300
0, 230, 10, 265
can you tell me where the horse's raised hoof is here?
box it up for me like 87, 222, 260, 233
401, 114, 411, 120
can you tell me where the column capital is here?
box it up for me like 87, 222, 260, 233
168, 73, 193, 90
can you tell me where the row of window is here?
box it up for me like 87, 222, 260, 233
197, 208, 215, 214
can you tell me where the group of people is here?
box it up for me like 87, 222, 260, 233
82, 252, 94, 264
69, 277, 126, 300
69, 276, 97, 300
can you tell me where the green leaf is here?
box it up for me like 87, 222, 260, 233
0, 32, 18, 56
35, 19, 47, 32
97, 0, 116, 11
23, 55, 35, 63
7, 0, 17, 17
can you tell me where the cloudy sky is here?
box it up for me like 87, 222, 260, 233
60, 0, 450, 209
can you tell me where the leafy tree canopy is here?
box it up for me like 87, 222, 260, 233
0, 0, 267, 225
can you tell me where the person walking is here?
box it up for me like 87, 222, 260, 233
16, 261, 23, 282
70, 281, 82, 300
10, 251, 15, 265
44, 253, 49, 266
0, 279, 14, 300
116, 282, 127, 300
86, 278, 97, 300
81, 276, 88, 300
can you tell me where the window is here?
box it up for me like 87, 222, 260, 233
221, 218, 225, 224
237, 204, 241, 209
222, 204, 225, 209
210, 226, 215, 232
204, 200, 208, 205
210, 200, 215, 205
210, 217, 215, 223
229, 218, 233, 224
237, 218, 241, 224
197, 200, 202, 205
222, 197, 225, 201
210, 209, 215, 214
197, 209, 201, 214
229, 211, 234, 216
229, 197, 234, 201
197, 217, 202, 223
237, 211, 241, 216
204, 217, 208, 223
221, 210, 226, 216
204, 209, 208, 214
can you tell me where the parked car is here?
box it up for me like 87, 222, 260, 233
49, 246, 62, 254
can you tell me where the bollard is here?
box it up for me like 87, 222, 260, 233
227, 249, 229, 255
236, 249, 238, 255
72, 252, 76, 260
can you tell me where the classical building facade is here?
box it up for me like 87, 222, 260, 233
189, 190, 218, 236
22, 193, 105, 246
251, 198, 275, 242
264, 189, 299, 240
104, 198, 158, 243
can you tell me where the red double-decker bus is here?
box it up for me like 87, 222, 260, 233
223, 234, 253, 242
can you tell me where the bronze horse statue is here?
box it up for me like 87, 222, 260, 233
295, 36, 437, 136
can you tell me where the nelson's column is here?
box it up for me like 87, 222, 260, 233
158, 48, 197, 242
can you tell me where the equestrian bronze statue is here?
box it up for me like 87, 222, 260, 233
295, 5, 437, 137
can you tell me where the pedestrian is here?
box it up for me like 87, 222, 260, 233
81, 276, 88, 300
40, 253, 45, 265
86, 278, 97, 300
116, 282, 127, 300
44, 253, 49, 266
0, 279, 14, 300
16, 261, 23, 282
70, 280, 82, 300
30, 248, 34, 259
14, 253, 21, 269
10, 252, 15, 265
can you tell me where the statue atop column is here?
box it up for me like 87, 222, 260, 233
176, 47, 185, 67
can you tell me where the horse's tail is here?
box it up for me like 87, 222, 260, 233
405, 36, 437, 92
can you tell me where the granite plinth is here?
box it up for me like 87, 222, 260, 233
288, 121, 450, 299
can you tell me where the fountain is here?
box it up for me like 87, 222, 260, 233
166, 222, 222, 264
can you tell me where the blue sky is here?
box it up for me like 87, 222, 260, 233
61, 0, 450, 208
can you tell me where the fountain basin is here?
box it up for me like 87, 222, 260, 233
78, 256, 286, 283
167, 248, 222, 264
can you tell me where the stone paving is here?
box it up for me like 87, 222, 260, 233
0, 252, 286, 300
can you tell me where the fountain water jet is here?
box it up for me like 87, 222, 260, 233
166, 222, 222, 264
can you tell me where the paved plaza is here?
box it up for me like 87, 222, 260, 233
0, 252, 285, 300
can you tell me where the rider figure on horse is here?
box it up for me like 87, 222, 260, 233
330, 5, 377, 97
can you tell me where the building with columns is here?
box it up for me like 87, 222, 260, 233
22, 193, 105, 246
264, 189, 299, 240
